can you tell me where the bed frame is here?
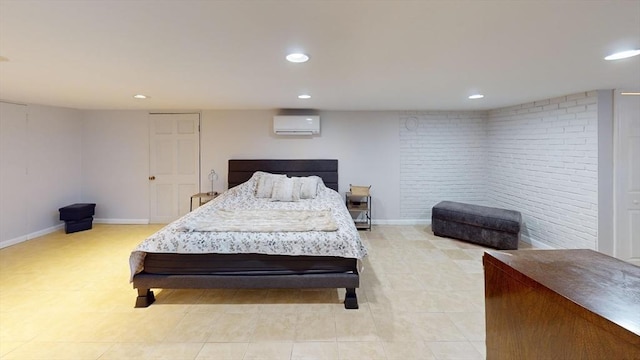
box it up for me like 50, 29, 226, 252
132, 159, 360, 309
227, 159, 339, 191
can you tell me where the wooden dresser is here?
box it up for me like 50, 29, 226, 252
483, 249, 640, 360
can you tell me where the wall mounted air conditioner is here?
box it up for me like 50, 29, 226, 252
273, 115, 320, 135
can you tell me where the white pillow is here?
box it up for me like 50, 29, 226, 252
254, 172, 286, 198
292, 176, 320, 199
271, 177, 301, 202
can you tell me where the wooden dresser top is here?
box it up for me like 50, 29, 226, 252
484, 249, 640, 337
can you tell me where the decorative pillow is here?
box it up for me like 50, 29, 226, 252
254, 172, 286, 198
292, 176, 321, 199
271, 177, 301, 202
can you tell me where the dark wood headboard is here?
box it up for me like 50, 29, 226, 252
228, 159, 338, 191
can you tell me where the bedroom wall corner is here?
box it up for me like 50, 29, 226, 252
26, 104, 84, 233
398, 110, 490, 222
1, 102, 83, 248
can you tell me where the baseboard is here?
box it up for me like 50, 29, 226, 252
372, 219, 431, 226
521, 235, 555, 249
93, 218, 150, 225
0, 235, 29, 249
0, 224, 64, 249
528, 239, 555, 249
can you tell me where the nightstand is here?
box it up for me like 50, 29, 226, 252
346, 191, 371, 231
190, 192, 219, 211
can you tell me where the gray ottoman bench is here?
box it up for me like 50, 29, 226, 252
431, 201, 521, 250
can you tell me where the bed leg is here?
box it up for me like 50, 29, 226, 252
135, 288, 155, 308
344, 288, 359, 309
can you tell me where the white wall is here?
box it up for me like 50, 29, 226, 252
1, 102, 28, 244
486, 92, 599, 249
81, 110, 149, 222
0, 102, 82, 247
597, 90, 614, 255
398, 111, 489, 221
27, 105, 84, 230
200, 110, 401, 221
1, 91, 607, 250
77, 110, 402, 222
611, 90, 640, 263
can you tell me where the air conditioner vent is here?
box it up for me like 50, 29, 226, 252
273, 115, 320, 135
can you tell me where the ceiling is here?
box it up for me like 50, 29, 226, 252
0, 0, 639, 111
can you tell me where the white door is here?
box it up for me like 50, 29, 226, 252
614, 92, 640, 266
149, 113, 200, 224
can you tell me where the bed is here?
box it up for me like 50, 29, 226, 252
130, 159, 367, 309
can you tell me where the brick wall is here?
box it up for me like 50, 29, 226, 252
398, 91, 599, 249
399, 111, 489, 221
486, 92, 598, 249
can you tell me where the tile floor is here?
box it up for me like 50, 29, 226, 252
0, 224, 532, 359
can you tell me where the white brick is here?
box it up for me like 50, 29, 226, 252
549, 96, 565, 105
558, 113, 577, 121
567, 105, 587, 113
559, 100, 577, 108
399, 111, 489, 219
486, 91, 598, 250
566, 92, 587, 101
399, 91, 598, 250
564, 125, 585, 132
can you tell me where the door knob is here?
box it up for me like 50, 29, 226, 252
149, 176, 156, 180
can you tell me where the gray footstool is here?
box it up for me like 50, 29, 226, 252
431, 201, 521, 250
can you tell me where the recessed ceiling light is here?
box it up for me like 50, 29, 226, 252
468, 94, 484, 99
604, 49, 640, 61
298, 94, 311, 99
286, 53, 309, 63
133, 94, 148, 99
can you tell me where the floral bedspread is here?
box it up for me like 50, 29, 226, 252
129, 173, 367, 280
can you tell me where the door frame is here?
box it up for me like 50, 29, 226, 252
148, 112, 201, 223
